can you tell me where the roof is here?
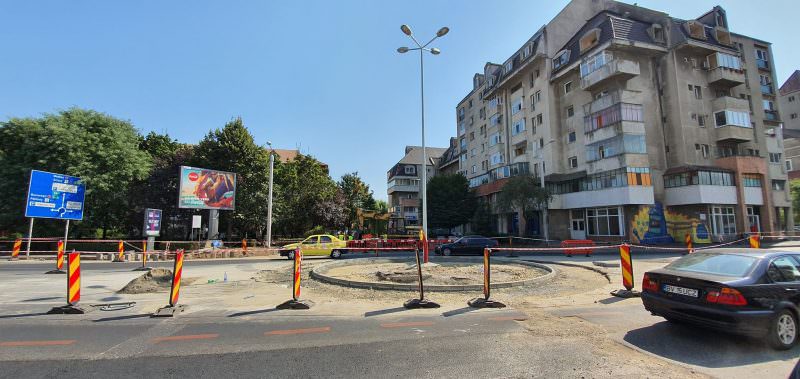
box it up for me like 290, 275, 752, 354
272, 149, 299, 163
437, 138, 460, 169
398, 146, 447, 165
780, 70, 800, 96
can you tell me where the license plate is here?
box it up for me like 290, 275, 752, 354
662, 284, 699, 298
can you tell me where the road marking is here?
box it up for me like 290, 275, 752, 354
0, 339, 76, 347
488, 316, 528, 322
265, 327, 331, 335
380, 321, 435, 328
152, 333, 219, 343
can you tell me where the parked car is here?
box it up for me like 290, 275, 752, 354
641, 249, 800, 350
434, 236, 498, 256
279, 234, 348, 260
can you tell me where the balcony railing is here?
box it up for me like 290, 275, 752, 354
584, 103, 643, 133
706, 67, 745, 88
756, 59, 769, 70
580, 58, 640, 91
582, 90, 640, 115
761, 84, 774, 95
764, 110, 779, 122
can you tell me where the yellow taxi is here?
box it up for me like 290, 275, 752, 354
279, 234, 348, 260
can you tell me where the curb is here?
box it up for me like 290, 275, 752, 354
310, 257, 556, 292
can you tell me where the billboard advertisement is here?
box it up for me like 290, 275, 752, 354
178, 166, 236, 210
25, 170, 86, 220
143, 208, 162, 237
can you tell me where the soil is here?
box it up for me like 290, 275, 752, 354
118, 268, 196, 294
323, 262, 549, 286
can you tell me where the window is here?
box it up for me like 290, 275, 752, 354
755, 48, 769, 62
763, 100, 774, 111
767, 256, 800, 283
471, 165, 476, 174
553, 50, 570, 70
479, 107, 486, 119
490, 152, 504, 166
568, 156, 578, 168
469, 131, 475, 141
468, 99, 473, 108
584, 103, 643, 133
714, 110, 751, 128
773, 180, 786, 191
489, 114, 501, 126
512, 118, 526, 136
769, 152, 782, 163
568, 131, 576, 143
504, 61, 513, 73
579, 29, 600, 53
585, 134, 646, 162
742, 174, 762, 187
580, 51, 612, 78
489, 133, 502, 146
651, 24, 664, 42
698, 115, 706, 127
514, 144, 526, 157
707, 52, 741, 70
691, 85, 702, 99
460, 138, 467, 150
711, 206, 736, 236
786, 160, 793, 171
470, 148, 476, 157
403, 166, 416, 175
535, 113, 543, 126
792, 113, 798, 120
480, 125, 486, 136
586, 207, 622, 236
535, 91, 542, 103
319, 236, 332, 244
566, 105, 574, 118
789, 95, 796, 102
511, 97, 523, 115
564, 81, 572, 94
458, 107, 465, 121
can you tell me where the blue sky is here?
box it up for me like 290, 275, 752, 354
1, 0, 797, 200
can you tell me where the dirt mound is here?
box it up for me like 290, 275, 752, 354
119, 268, 175, 294
329, 262, 548, 286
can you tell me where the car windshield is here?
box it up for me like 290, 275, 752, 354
665, 253, 759, 277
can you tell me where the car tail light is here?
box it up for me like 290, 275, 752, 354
705, 287, 747, 306
642, 273, 658, 293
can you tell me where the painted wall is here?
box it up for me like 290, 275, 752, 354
631, 203, 711, 244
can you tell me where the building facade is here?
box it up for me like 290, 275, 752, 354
779, 71, 800, 179
455, 0, 792, 242
387, 145, 447, 232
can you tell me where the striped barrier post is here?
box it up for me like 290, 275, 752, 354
468, 248, 505, 308
685, 233, 693, 254
48, 252, 88, 314
133, 240, 151, 271
277, 248, 312, 309
154, 249, 186, 317
242, 239, 247, 255
611, 243, 640, 298
10, 239, 21, 260
45, 240, 66, 274
403, 247, 440, 309
749, 234, 760, 248
115, 240, 125, 262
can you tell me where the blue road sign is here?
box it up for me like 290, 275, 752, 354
25, 170, 86, 220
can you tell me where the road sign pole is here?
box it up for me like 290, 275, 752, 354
63, 220, 70, 252
26, 218, 34, 258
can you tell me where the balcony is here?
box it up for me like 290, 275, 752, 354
582, 90, 640, 115
549, 186, 654, 210
761, 84, 775, 96
743, 187, 764, 205
712, 96, 749, 113
580, 59, 640, 91
399, 198, 419, 207
387, 183, 419, 194
764, 110, 780, 122
715, 126, 753, 143
707, 67, 745, 88
757, 59, 770, 70
664, 185, 737, 206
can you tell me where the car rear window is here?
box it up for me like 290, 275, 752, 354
665, 253, 758, 277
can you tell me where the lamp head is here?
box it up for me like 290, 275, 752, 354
400, 24, 413, 36
397, 47, 410, 53
436, 27, 450, 37
430, 48, 441, 55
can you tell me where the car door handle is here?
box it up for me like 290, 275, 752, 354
786, 288, 799, 292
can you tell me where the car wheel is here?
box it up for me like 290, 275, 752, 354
768, 309, 798, 350
443, 248, 452, 256
330, 250, 342, 259
286, 250, 295, 261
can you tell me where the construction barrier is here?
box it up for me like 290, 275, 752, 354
561, 239, 595, 257
685, 233, 693, 254
45, 241, 66, 274
242, 239, 247, 255
276, 248, 311, 310
134, 240, 151, 272
47, 252, 88, 314
10, 239, 21, 260
610, 243, 639, 298
116, 240, 125, 262
749, 234, 760, 248
467, 248, 505, 308
154, 249, 186, 317
403, 248, 440, 309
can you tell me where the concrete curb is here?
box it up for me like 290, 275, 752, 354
310, 257, 556, 292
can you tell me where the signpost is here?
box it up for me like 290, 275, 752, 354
25, 170, 86, 256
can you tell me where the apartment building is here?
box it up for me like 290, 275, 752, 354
455, 0, 791, 242
779, 71, 800, 179
387, 145, 447, 232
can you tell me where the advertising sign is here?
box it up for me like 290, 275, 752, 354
143, 208, 162, 237
178, 166, 236, 210
25, 170, 86, 220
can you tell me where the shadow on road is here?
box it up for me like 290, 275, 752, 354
22, 296, 61, 302
596, 296, 627, 305
228, 308, 280, 317
441, 307, 479, 317
93, 314, 152, 322
623, 321, 799, 368
364, 307, 408, 317
0, 312, 49, 319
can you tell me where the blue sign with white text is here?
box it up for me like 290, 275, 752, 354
25, 170, 86, 220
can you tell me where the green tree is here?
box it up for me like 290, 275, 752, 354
338, 172, 375, 227
791, 179, 800, 225
192, 117, 271, 239
426, 174, 477, 229
471, 199, 495, 236
0, 108, 151, 237
274, 154, 341, 236
374, 199, 389, 213
496, 174, 551, 236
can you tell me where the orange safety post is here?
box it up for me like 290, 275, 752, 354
115, 240, 125, 262
468, 248, 505, 308
45, 240, 66, 274
611, 243, 639, 298
242, 239, 247, 255
403, 246, 440, 309
277, 248, 311, 309
153, 249, 186, 316
134, 240, 151, 272
48, 252, 87, 314
749, 234, 760, 249
419, 230, 429, 264
685, 233, 693, 254
10, 238, 21, 260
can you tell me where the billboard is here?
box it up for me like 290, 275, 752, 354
25, 170, 86, 220
143, 208, 162, 237
178, 166, 236, 210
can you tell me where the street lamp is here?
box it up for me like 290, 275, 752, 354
397, 24, 448, 261
537, 139, 555, 242
266, 141, 274, 248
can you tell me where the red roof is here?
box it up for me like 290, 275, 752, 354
780, 70, 800, 96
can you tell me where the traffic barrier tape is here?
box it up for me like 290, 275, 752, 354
68, 252, 81, 305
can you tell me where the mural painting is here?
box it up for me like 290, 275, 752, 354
631, 203, 711, 244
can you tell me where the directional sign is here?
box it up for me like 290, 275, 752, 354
143, 208, 162, 237
25, 170, 85, 220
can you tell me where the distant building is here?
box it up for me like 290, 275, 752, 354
779, 71, 800, 179
386, 145, 447, 232
437, 137, 461, 176
272, 148, 329, 173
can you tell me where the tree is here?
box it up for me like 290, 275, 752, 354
791, 179, 800, 225
274, 154, 340, 237
374, 199, 389, 214
426, 174, 477, 229
496, 174, 552, 236
338, 172, 375, 227
471, 199, 495, 236
0, 108, 152, 237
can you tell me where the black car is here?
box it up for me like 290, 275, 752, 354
641, 249, 800, 350
435, 235, 498, 256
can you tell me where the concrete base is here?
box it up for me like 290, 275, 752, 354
152, 304, 186, 317
610, 289, 641, 298
467, 297, 506, 308
44, 269, 66, 274
403, 298, 441, 309
276, 299, 313, 310
47, 304, 92, 314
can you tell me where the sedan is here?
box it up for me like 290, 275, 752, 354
434, 236, 498, 256
641, 249, 800, 350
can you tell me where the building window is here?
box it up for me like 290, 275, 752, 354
769, 152, 782, 163
470, 148, 476, 157
714, 110, 751, 128
788, 95, 795, 102
568, 131, 576, 143
585, 134, 646, 162
568, 156, 578, 168
479, 107, 486, 119
792, 113, 798, 119
535, 91, 541, 103
584, 103, 643, 133
469, 131, 475, 141
480, 125, 486, 136
564, 81, 572, 94
514, 144, 526, 157
471, 165, 476, 174
701, 144, 709, 158
504, 61, 513, 73
698, 115, 706, 127
707, 52, 741, 70
403, 166, 416, 175
580, 51, 612, 78
468, 99, 473, 108
512, 118, 526, 136
566, 105, 574, 118
785, 160, 793, 171
553, 50, 570, 70
489, 133, 502, 146
772, 180, 786, 191
690, 85, 702, 99
587, 207, 622, 236
579, 28, 600, 53
711, 206, 736, 236
490, 152, 504, 166
511, 97, 523, 115
742, 174, 762, 187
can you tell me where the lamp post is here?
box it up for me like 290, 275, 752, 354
397, 24, 449, 263
537, 139, 555, 242
266, 141, 274, 248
